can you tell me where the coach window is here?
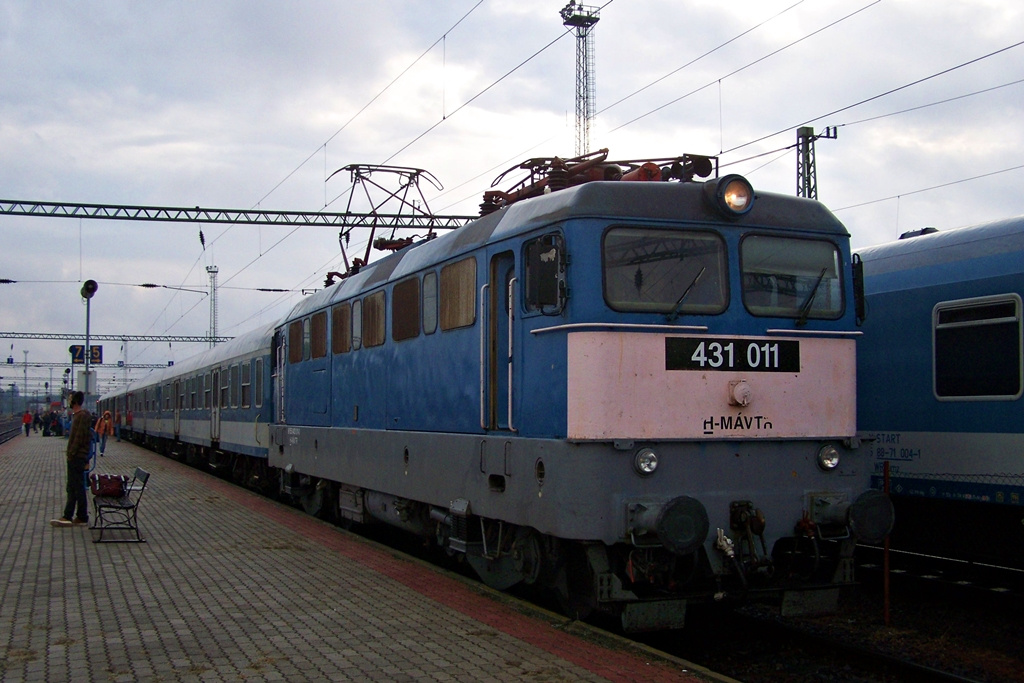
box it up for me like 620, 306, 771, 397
311, 311, 328, 359
741, 235, 843, 320
604, 228, 727, 314
254, 358, 264, 408
220, 368, 230, 408
393, 277, 420, 342
204, 372, 212, 409
288, 320, 303, 364
230, 364, 240, 408
423, 271, 438, 334
241, 361, 251, 408
525, 233, 566, 314
364, 291, 386, 347
164, 383, 172, 411
440, 257, 477, 330
934, 294, 1023, 399
352, 299, 363, 350
332, 303, 351, 353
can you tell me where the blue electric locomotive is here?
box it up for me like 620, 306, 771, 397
102, 152, 892, 630
856, 217, 1024, 569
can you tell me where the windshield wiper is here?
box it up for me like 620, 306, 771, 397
666, 266, 705, 323
795, 268, 828, 327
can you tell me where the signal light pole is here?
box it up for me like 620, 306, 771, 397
81, 280, 98, 400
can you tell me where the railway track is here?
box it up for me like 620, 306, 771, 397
326, 507, 1024, 682
0, 418, 23, 445
630, 551, 1024, 683
146, 443, 1024, 682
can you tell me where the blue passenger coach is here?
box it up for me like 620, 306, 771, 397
107, 323, 275, 484
857, 218, 1024, 568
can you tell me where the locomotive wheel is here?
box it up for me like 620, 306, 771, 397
300, 479, 337, 522
512, 530, 544, 585
300, 478, 325, 517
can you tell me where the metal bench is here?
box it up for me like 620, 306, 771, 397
92, 467, 150, 543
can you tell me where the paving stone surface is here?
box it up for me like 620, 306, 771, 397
0, 432, 714, 682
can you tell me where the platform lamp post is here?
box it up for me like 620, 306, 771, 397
81, 280, 98, 402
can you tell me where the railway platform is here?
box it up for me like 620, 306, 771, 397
0, 431, 727, 682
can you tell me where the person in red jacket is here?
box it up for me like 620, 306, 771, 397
21, 410, 31, 437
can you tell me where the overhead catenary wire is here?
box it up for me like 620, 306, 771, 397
833, 163, 1024, 212
608, 1, 883, 135
719, 38, 1024, 157
598, 0, 807, 116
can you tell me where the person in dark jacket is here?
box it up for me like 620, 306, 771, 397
50, 392, 92, 527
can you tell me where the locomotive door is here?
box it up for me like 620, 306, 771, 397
485, 251, 516, 431
173, 379, 181, 438
273, 329, 285, 424
210, 369, 221, 441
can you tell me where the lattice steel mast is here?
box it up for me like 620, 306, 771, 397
561, 2, 600, 157
796, 126, 837, 199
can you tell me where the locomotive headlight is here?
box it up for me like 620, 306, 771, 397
633, 448, 659, 476
816, 444, 841, 471
703, 174, 755, 218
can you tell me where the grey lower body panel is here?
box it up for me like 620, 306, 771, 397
270, 424, 872, 553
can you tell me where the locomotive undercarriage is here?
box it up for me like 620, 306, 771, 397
130, 429, 863, 631
278, 473, 854, 631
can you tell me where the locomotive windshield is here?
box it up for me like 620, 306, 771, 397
603, 228, 727, 314
741, 236, 843, 320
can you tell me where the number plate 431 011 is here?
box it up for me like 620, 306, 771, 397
665, 337, 800, 373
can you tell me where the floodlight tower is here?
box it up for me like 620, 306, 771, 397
207, 265, 219, 348
561, 2, 600, 157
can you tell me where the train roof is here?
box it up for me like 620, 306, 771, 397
856, 216, 1024, 289
284, 180, 848, 323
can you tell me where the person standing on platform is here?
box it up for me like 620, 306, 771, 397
22, 410, 31, 436
94, 410, 114, 456
50, 391, 92, 528
114, 408, 122, 442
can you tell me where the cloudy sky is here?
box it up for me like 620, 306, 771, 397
1, 0, 1022, 401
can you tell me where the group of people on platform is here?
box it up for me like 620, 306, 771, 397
20, 406, 121, 446
22, 408, 70, 437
